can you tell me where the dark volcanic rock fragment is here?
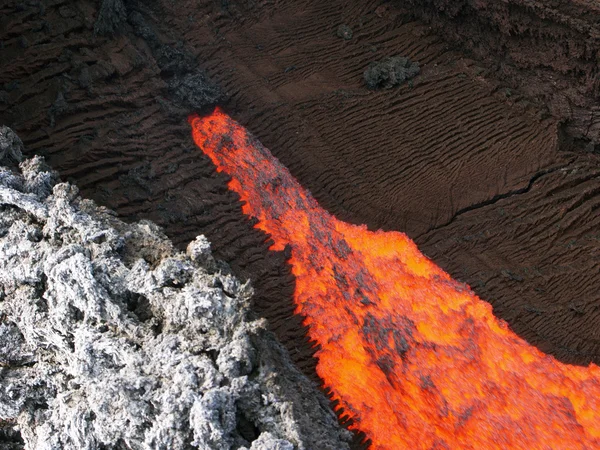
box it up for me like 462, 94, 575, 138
0, 126, 23, 164
94, 0, 128, 36
128, 10, 159, 43
0, 424, 24, 450
168, 72, 223, 112
156, 44, 197, 75
336, 24, 353, 40
125, 9, 221, 112
0, 323, 30, 366
364, 55, 420, 89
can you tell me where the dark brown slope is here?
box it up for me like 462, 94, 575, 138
160, 0, 600, 365
169, 0, 560, 236
396, 0, 600, 144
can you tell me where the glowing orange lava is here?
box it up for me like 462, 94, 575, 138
190, 108, 600, 449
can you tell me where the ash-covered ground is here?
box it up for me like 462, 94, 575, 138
0, 127, 351, 449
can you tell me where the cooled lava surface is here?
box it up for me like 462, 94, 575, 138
190, 108, 600, 449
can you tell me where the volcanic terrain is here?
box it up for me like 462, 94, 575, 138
1, 0, 600, 447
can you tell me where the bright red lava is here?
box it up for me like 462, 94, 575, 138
190, 108, 600, 449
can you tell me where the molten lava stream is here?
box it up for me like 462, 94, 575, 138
190, 108, 600, 449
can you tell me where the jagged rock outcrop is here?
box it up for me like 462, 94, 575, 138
0, 127, 351, 450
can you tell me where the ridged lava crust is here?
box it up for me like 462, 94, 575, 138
160, 0, 600, 365
396, 0, 600, 143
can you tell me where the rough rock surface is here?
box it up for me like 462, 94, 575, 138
363, 55, 420, 89
0, 126, 23, 165
0, 130, 351, 450
94, 0, 127, 36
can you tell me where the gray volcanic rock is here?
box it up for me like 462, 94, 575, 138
364, 56, 420, 90
0, 126, 23, 165
168, 72, 223, 112
94, 0, 128, 36
0, 129, 351, 449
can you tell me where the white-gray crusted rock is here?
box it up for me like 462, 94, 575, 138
0, 129, 351, 450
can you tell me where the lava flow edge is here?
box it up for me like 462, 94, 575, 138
189, 108, 600, 450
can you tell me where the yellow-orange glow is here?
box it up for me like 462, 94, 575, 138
189, 108, 600, 449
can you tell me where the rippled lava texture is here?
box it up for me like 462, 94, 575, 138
191, 108, 600, 450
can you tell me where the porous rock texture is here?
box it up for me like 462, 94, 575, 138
363, 55, 420, 89
0, 127, 351, 450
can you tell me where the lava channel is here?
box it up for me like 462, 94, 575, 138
189, 108, 600, 449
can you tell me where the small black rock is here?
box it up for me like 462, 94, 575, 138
336, 24, 353, 40
94, 0, 127, 36
168, 71, 222, 112
364, 55, 420, 90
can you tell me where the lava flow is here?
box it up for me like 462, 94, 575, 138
189, 108, 600, 449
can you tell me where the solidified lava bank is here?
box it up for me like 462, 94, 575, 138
0, 128, 352, 450
190, 108, 600, 449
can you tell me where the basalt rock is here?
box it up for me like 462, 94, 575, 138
94, 0, 128, 36
168, 72, 223, 113
363, 56, 420, 90
126, 8, 223, 113
0, 129, 351, 450
336, 24, 353, 40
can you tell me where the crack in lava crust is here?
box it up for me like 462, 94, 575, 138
190, 108, 600, 449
